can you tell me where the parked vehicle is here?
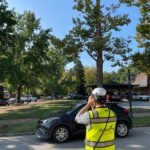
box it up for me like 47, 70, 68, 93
7, 98, 16, 104
21, 95, 37, 103
36, 102, 133, 143
67, 94, 87, 100
132, 93, 150, 101
0, 99, 9, 106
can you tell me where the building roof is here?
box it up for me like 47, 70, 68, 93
85, 83, 137, 90
133, 73, 150, 87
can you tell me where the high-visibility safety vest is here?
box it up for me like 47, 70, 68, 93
85, 107, 117, 150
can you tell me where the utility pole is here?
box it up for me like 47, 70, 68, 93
128, 69, 133, 118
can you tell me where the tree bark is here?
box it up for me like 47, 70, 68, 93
96, 50, 103, 87
17, 85, 22, 103
96, 0, 103, 87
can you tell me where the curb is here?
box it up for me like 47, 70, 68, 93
133, 125, 150, 128
0, 132, 35, 137
1, 126, 150, 137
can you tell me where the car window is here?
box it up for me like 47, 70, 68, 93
66, 103, 85, 115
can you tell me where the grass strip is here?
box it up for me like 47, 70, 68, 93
133, 116, 150, 126
132, 108, 150, 113
1, 116, 150, 135
0, 121, 36, 135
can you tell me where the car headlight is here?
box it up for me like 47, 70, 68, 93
42, 117, 59, 125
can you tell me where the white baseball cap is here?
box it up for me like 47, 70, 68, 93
92, 87, 106, 96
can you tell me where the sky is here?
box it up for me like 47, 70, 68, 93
7, 0, 141, 72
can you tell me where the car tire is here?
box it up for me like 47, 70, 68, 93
116, 122, 129, 138
52, 126, 70, 143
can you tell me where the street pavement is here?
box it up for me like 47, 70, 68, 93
0, 127, 150, 150
119, 101, 150, 109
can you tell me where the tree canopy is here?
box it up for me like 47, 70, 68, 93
63, 0, 132, 86
132, 0, 150, 75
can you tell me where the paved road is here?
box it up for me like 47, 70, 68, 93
119, 101, 150, 109
0, 127, 150, 150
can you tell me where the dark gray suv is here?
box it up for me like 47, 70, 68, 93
36, 102, 133, 143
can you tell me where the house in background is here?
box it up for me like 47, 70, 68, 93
133, 73, 150, 95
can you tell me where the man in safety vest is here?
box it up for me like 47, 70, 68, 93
75, 87, 117, 150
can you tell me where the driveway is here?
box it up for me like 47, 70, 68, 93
0, 127, 150, 150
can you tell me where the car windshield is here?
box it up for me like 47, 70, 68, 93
66, 103, 85, 115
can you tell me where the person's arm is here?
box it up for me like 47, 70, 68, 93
75, 95, 95, 125
78, 95, 95, 115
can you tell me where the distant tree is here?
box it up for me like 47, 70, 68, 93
61, 69, 78, 95
73, 59, 86, 95
1, 11, 52, 102
63, 0, 132, 86
38, 48, 66, 97
84, 66, 96, 85
116, 64, 141, 83
103, 71, 119, 84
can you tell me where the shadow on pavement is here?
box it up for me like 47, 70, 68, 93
116, 127, 150, 150
0, 135, 44, 150
47, 134, 85, 150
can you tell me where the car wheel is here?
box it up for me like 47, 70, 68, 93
52, 126, 70, 143
116, 122, 129, 137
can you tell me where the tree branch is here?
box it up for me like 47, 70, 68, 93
85, 48, 97, 61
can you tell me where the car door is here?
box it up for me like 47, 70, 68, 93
69, 103, 88, 131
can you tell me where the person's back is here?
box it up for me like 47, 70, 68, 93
86, 107, 116, 150
75, 87, 117, 150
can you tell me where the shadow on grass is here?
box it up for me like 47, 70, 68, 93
0, 100, 78, 120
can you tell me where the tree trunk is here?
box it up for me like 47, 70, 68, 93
96, 50, 103, 87
96, 0, 103, 87
17, 85, 22, 103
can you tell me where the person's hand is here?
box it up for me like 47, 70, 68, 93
87, 95, 95, 106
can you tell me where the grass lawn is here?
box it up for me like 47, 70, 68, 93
133, 116, 150, 126
0, 100, 79, 120
0, 121, 36, 135
0, 100, 150, 135
132, 108, 150, 113
1, 116, 150, 135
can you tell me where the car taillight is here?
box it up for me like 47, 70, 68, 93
123, 108, 129, 113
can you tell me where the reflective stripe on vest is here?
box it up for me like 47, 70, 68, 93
86, 140, 115, 148
90, 116, 117, 123
92, 109, 99, 118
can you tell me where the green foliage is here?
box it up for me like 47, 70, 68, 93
0, 0, 16, 81
73, 59, 86, 95
132, 51, 150, 75
0, 11, 63, 102
63, 0, 132, 86
61, 60, 86, 95
84, 66, 96, 85
37, 48, 66, 96
103, 71, 119, 84
116, 64, 141, 83
132, 0, 150, 75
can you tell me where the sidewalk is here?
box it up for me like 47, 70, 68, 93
0, 118, 39, 127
